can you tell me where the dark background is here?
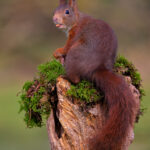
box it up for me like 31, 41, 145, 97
0, 0, 150, 149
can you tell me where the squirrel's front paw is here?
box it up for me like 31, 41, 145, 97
53, 48, 65, 59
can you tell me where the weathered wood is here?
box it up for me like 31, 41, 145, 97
47, 76, 140, 150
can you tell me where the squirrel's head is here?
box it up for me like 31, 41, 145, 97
53, 0, 79, 30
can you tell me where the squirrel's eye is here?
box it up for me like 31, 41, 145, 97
65, 10, 70, 15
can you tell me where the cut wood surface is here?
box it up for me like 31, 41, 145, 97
47, 76, 140, 150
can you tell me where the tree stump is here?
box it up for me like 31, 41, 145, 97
46, 76, 140, 150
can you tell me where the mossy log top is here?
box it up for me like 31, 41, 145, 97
18, 55, 144, 149
18, 56, 144, 128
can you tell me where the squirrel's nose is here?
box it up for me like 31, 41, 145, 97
53, 17, 58, 23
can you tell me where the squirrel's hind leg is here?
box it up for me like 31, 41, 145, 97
66, 72, 80, 84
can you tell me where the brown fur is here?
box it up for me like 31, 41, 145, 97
53, 0, 137, 149
90, 69, 136, 150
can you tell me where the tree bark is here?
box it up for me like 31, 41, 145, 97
47, 76, 140, 150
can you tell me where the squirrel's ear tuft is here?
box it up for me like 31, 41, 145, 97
69, 0, 77, 8
59, 0, 67, 5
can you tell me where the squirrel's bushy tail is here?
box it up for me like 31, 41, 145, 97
91, 69, 137, 150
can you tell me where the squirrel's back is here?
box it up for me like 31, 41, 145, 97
65, 15, 117, 79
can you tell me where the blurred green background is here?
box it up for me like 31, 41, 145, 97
0, 0, 150, 149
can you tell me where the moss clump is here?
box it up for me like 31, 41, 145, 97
115, 55, 141, 85
19, 81, 48, 128
67, 80, 102, 103
38, 59, 65, 84
22, 81, 34, 91
19, 59, 64, 128
115, 55, 145, 100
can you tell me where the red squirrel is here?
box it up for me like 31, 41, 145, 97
53, 0, 138, 149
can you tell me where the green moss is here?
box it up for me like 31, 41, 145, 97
38, 59, 65, 84
115, 55, 145, 99
115, 55, 141, 85
67, 80, 102, 103
19, 59, 64, 128
22, 81, 34, 92
19, 82, 48, 128
115, 55, 130, 68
